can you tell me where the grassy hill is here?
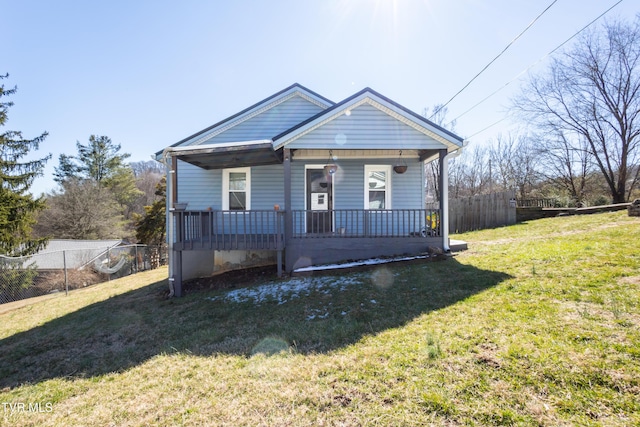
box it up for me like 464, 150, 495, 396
1, 212, 638, 426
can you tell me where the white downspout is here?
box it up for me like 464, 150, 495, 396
160, 149, 175, 297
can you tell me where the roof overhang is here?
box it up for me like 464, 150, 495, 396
164, 140, 282, 170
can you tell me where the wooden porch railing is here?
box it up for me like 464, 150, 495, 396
174, 210, 285, 251
291, 209, 440, 238
174, 209, 441, 250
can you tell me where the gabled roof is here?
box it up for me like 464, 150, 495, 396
272, 87, 464, 151
158, 84, 465, 169
156, 83, 334, 157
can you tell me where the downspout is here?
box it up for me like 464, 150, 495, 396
441, 140, 467, 252
160, 148, 175, 297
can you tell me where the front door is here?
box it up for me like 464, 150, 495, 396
306, 168, 333, 234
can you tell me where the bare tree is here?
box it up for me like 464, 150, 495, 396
514, 16, 640, 203
34, 179, 125, 240
535, 129, 594, 206
128, 160, 165, 222
423, 104, 457, 203
489, 133, 540, 200
447, 144, 491, 198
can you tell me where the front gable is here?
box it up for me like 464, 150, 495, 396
273, 88, 464, 154
283, 103, 440, 150
172, 84, 334, 148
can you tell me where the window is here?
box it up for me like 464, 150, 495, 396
365, 165, 391, 209
223, 167, 251, 210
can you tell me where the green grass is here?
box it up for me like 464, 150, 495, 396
1, 211, 639, 426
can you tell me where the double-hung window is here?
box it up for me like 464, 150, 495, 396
364, 165, 391, 209
223, 167, 251, 210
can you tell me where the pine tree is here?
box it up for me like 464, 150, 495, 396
133, 176, 166, 268
134, 176, 166, 246
0, 74, 51, 256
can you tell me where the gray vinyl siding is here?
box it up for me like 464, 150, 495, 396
287, 103, 445, 150
177, 158, 424, 235
251, 164, 285, 209
176, 160, 221, 210
204, 96, 324, 144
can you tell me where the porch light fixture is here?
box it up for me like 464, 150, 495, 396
393, 150, 407, 174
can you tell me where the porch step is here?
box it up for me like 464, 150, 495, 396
450, 239, 468, 252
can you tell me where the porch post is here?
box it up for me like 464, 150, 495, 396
438, 149, 450, 252
173, 209, 184, 297
283, 148, 293, 272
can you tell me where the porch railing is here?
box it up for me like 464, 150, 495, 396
174, 209, 441, 250
175, 210, 285, 250
291, 209, 440, 238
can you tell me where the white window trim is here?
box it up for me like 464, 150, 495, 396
222, 167, 251, 210
364, 165, 391, 210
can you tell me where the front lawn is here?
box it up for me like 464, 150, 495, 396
1, 211, 638, 426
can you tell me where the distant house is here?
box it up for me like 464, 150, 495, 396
156, 84, 464, 296
28, 239, 123, 270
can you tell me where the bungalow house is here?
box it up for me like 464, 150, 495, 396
156, 84, 464, 296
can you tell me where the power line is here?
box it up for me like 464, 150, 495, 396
461, 0, 625, 138
467, 117, 510, 139
429, 0, 559, 120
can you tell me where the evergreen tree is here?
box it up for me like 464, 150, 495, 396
54, 135, 131, 185
0, 74, 51, 256
133, 176, 166, 268
134, 176, 166, 246
51, 134, 141, 240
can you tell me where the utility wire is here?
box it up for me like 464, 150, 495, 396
429, 0, 559, 120
460, 0, 624, 138
467, 117, 510, 139
452, 0, 624, 124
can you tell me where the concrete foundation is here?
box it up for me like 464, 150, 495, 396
213, 250, 277, 273
182, 251, 216, 281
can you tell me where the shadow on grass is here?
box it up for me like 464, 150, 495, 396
0, 258, 511, 389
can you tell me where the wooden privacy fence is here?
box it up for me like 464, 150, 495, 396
428, 191, 517, 234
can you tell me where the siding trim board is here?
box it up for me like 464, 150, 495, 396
294, 149, 420, 160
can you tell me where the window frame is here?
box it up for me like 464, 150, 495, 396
222, 167, 251, 211
364, 165, 391, 210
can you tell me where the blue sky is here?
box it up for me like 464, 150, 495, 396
3, 0, 638, 195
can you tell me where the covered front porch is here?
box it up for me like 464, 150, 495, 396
165, 144, 453, 297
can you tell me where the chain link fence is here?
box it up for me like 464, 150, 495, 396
0, 244, 167, 305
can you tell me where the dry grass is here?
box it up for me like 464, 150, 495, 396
1, 211, 639, 426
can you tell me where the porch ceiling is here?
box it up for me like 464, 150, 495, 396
172, 141, 283, 170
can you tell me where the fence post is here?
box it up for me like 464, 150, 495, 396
63, 250, 68, 296
134, 245, 139, 274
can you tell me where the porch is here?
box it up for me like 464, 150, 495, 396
172, 208, 442, 275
